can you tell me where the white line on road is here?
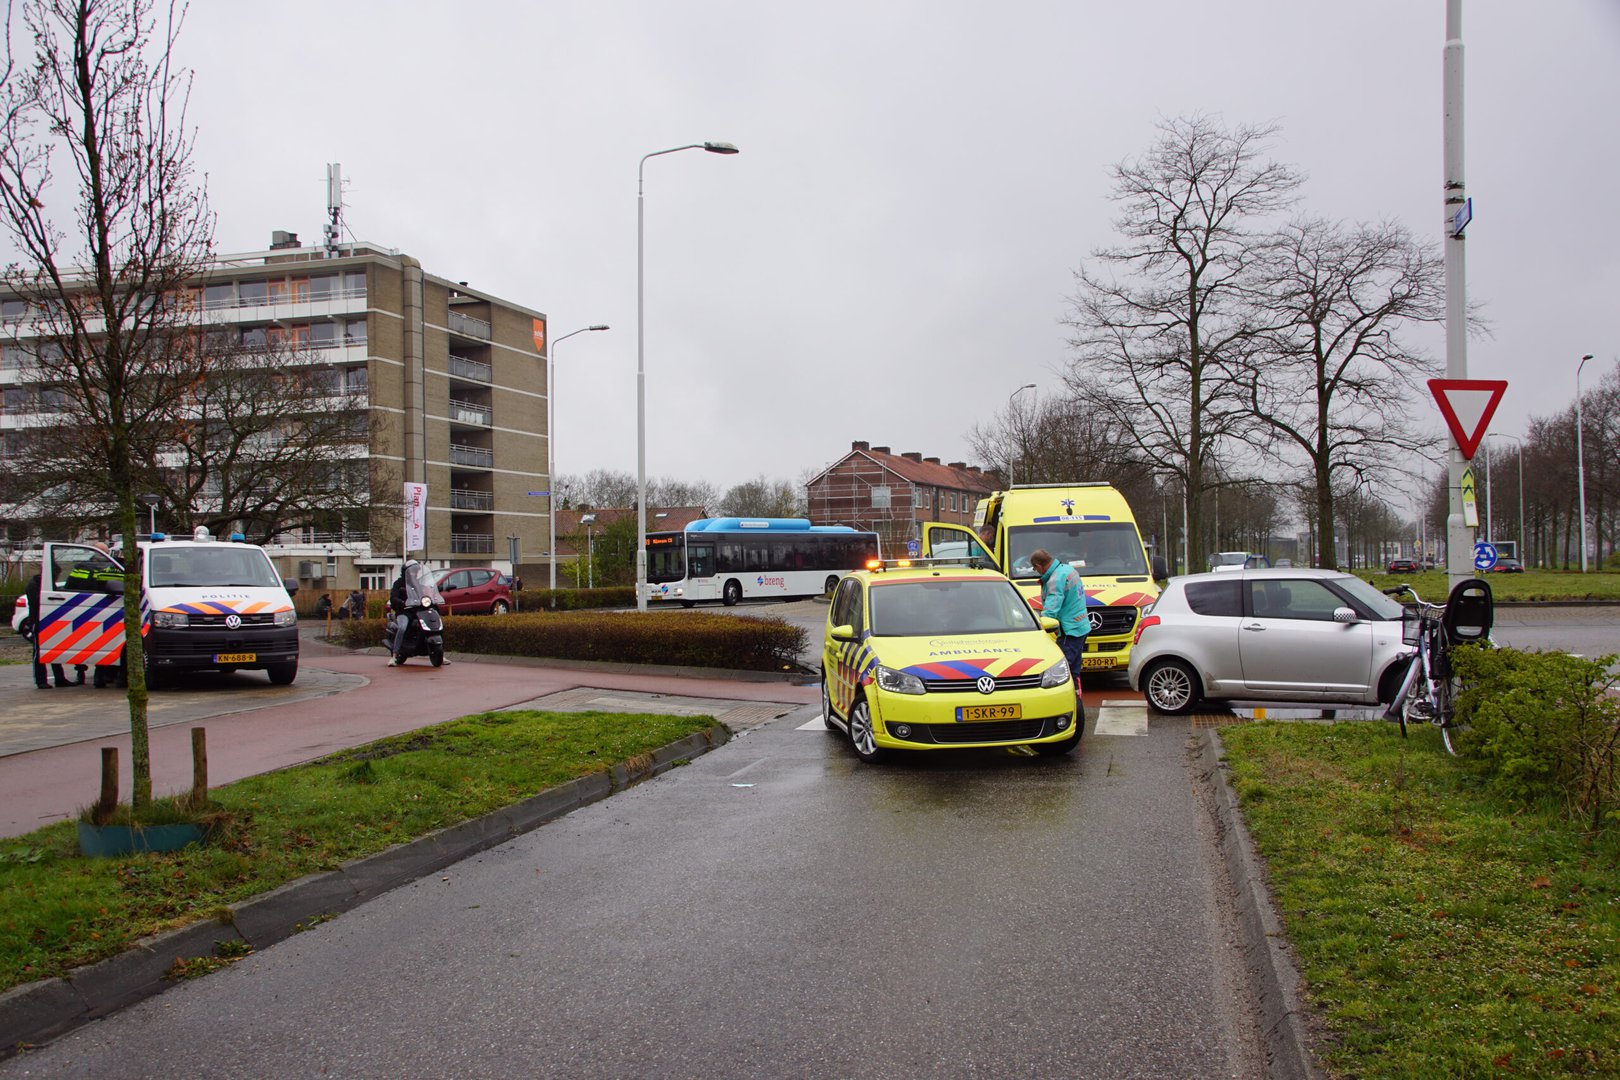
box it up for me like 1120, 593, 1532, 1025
797, 716, 828, 730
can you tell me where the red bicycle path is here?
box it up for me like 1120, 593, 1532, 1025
0, 641, 824, 840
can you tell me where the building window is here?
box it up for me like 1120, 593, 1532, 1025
950, 493, 957, 512
870, 485, 891, 509
343, 318, 367, 344
344, 366, 368, 394
0, 299, 26, 320
238, 280, 269, 305
203, 283, 234, 309
344, 271, 366, 298
309, 275, 340, 300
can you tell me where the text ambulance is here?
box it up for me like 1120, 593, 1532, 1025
921, 483, 1164, 675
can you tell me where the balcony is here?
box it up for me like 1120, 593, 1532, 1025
450, 487, 494, 511
450, 443, 492, 468
448, 398, 491, 427
448, 310, 491, 341
449, 354, 491, 383
451, 532, 494, 554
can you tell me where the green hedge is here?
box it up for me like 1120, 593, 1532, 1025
514, 587, 636, 611
332, 610, 808, 672
1452, 645, 1620, 831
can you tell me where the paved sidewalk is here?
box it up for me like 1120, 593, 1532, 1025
0, 634, 817, 839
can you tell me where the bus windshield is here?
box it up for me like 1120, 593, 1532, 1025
1007, 522, 1149, 580
645, 533, 686, 584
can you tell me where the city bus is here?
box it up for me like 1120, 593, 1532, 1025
644, 518, 880, 606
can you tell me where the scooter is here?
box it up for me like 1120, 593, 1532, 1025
389, 561, 446, 668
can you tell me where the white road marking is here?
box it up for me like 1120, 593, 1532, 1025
1093, 702, 1149, 736
797, 715, 829, 730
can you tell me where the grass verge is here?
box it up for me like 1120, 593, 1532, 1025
1354, 568, 1620, 602
0, 708, 716, 994
1220, 721, 1619, 1078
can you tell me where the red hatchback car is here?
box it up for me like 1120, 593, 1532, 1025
433, 568, 513, 615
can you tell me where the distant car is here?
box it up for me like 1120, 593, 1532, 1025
1490, 557, 1524, 573
433, 568, 513, 615
1129, 568, 1413, 714
1274, 559, 1293, 568
1387, 558, 1419, 574
822, 562, 1081, 761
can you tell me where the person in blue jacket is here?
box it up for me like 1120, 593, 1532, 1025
1031, 549, 1088, 692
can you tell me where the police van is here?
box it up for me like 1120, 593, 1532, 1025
35, 527, 300, 686
920, 483, 1164, 676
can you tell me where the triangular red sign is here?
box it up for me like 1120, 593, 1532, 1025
1429, 379, 1507, 460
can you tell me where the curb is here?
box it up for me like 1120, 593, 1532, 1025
0, 724, 731, 1059
1199, 729, 1322, 1080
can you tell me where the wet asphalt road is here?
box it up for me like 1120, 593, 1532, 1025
1, 706, 1265, 1079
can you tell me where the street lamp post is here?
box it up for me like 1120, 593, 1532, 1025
637, 140, 739, 613
1576, 354, 1594, 572
547, 325, 609, 594
1007, 384, 1035, 488
579, 513, 597, 590
139, 494, 159, 537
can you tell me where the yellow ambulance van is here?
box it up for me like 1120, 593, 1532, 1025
921, 483, 1164, 676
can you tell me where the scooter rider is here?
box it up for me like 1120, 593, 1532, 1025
388, 571, 409, 665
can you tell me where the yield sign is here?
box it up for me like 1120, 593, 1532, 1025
1429, 379, 1507, 460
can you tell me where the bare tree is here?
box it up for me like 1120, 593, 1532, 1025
0, 0, 212, 808
1061, 115, 1301, 573
1239, 218, 1446, 567
718, 475, 803, 518
556, 470, 717, 514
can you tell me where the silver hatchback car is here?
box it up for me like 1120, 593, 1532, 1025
1128, 568, 1413, 713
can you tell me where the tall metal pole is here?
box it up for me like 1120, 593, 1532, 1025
636, 142, 738, 612
1007, 383, 1035, 488
1576, 354, 1592, 572
1443, 0, 1472, 590
547, 326, 609, 593
1484, 442, 1492, 545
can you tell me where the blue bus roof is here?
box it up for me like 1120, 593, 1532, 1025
684, 517, 864, 534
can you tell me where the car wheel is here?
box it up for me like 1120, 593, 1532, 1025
722, 580, 741, 607
847, 695, 887, 763
490, 599, 510, 615
821, 677, 842, 733
824, 576, 839, 597
267, 661, 297, 686
1143, 659, 1200, 714
680, 600, 695, 609
1034, 723, 1082, 756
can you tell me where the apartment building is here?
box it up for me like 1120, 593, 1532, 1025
0, 232, 551, 591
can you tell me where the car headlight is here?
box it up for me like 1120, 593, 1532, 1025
153, 610, 188, 629
1040, 658, 1072, 688
273, 609, 298, 627
874, 664, 925, 696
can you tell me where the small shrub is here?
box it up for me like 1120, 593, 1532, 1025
515, 587, 636, 611
1452, 646, 1620, 830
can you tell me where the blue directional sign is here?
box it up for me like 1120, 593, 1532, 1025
1473, 541, 1498, 571
906, 540, 920, 557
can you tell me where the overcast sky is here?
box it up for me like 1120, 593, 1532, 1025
179, 1, 1620, 499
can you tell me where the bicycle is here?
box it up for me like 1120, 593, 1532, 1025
1382, 578, 1494, 755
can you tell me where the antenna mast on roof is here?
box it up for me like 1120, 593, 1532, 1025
324, 163, 343, 257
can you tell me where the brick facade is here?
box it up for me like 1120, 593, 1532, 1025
806, 441, 1001, 551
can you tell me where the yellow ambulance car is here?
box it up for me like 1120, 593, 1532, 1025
921, 483, 1164, 676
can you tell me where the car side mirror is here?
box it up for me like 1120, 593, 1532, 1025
830, 623, 857, 642
1152, 555, 1168, 579
1332, 607, 1359, 624
1039, 615, 1060, 633
282, 577, 299, 595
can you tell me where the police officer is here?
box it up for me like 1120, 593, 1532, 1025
24, 574, 73, 689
